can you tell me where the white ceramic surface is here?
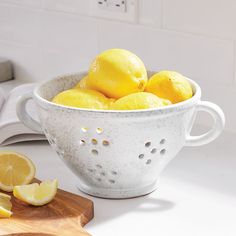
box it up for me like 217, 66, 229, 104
16, 71, 225, 198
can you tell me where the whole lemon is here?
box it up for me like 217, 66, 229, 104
74, 76, 90, 89
146, 71, 193, 104
110, 92, 171, 110
87, 49, 148, 99
52, 88, 113, 110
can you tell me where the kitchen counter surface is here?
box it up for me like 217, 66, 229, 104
1, 129, 236, 236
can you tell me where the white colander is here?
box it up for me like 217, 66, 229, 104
17, 71, 225, 198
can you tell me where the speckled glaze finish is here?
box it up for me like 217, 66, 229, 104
17, 71, 225, 198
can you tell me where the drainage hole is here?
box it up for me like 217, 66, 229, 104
96, 128, 103, 134
91, 149, 98, 155
91, 138, 98, 145
145, 142, 151, 147
139, 154, 144, 159
151, 148, 157, 154
160, 149, 166, 155
102, 140, 109, 146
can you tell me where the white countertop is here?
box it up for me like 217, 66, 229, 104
1, 129, 236, 236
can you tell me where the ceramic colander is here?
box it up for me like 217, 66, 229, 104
17, 71, 225, 198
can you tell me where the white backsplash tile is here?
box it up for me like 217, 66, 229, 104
40, 47, 95, 80
39, 11, 99, 51
0, 0, 42, 8
36, 11, 99, 79
0, 4, 41, 46
42, 0, 89, 15
163, 0, 236, 40
138, 0, 163, 27
98, 21, 234, 87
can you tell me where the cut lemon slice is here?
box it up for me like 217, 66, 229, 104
0, 151, 36, 192
0, 193, 12, 210
13, 179, 58, 206
0, 192, 11, 200
0, 206, 12, 218
0, 192, 12, 218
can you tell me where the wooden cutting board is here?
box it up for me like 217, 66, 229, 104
0, 179, 94, 236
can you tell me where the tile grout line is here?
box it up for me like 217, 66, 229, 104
160, 0, 164, 29
232, 40, 236, 87
96, 20, 102, 54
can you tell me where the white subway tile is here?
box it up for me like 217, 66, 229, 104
98, 21, 234, 86
139, 0, 162, 27
163, 0, 236, 40
38, 11, 99, 77
42, 0, 89, 16
39, 11, 99, 50
0, 4, 41, 46
0, 41, 43, 82
0, 0, 42, 8
40, 47, 97, 79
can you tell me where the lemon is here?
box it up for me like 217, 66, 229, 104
0, 193, 12, 209
110, 92, 171, 110
0, 151, 36, 192
52, 88, 113, 110
87, 48, 148, 99
74, 76, 90, 89
0, 193, 12, 218
13, 179, 58, 206
0, 206, 12, 218
146, 71, 193, 104
0, 192, 11, 200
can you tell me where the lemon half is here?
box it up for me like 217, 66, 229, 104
0, 151, 35, 192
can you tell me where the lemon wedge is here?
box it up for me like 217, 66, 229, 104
0, 151, 36, 192
0, 192, 12, 218
13, 179, 58, 206
0, 206, 12, 218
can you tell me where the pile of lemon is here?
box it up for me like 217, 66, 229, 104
52, 49, 193, 110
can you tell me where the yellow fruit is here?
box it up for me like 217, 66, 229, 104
52, 88, 113, 110
0, 193, 12, 210
74, 76, 90, 89
0, 192, 11, 200
0, 151, 36, 192
0, 206, 12, 218
110, 92, 171, 110
88, 48, 148, 99
146, 71, 193, 104
13, 179, 58, 206
0, 192, 12, 218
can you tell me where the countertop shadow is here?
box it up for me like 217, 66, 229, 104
86, 194, 175, 227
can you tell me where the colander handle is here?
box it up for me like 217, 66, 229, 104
185, 101, 225, 146
16, 92, 43, 134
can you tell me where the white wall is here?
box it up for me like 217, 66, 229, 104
0, 0, 235, 132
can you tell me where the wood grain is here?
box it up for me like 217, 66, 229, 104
0, 179, 94, 236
